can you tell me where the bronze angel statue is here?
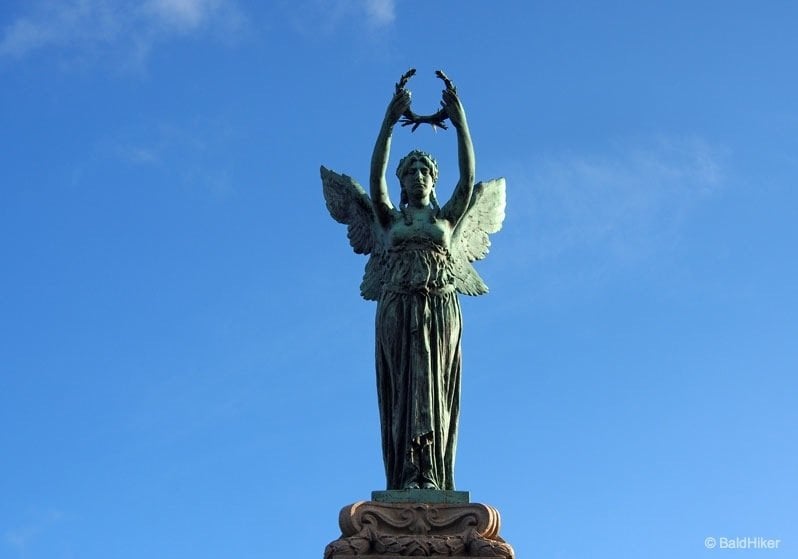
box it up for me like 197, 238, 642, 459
321, 71, 505, 491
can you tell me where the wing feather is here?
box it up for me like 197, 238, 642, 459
321, 165, 387, 300
451, 178, 506, 296
321, 166, 375, 255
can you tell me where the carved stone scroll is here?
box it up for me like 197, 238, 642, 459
325, 501, 515, 559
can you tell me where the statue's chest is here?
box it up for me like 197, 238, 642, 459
389, 217, 450, 247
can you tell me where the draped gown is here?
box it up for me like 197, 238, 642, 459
374, 213, 462, 490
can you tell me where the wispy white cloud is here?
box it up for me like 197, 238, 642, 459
115, 145, 161, 165
507, 137, 727, 263
473, 137, 730, 306
145, 0, 220, 31
4, 508, 64, 556
88, 117, 237, 197
294, 0, 396, 35
0, 0, 245, 66
362, 0, 396, 26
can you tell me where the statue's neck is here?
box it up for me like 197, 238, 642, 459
406, 199, 431, 210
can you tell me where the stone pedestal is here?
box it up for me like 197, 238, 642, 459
325, 498, 515, 559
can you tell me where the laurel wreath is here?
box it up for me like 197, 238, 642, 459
394, 68, 457, 131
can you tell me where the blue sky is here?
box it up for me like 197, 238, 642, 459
1, 1, 796, 558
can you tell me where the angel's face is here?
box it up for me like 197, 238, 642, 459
401, 159, 435, 206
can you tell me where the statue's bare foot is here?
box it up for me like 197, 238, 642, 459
404, 481, 420, 489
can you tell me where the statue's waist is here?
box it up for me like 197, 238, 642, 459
382, 282, 455, 296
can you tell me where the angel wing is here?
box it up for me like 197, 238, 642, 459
320, 165, 385, 300
451, 178, 506, 296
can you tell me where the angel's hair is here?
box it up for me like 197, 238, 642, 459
396, 150, 439, 184
397, 150, 440, 224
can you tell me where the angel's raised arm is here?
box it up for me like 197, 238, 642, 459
441, 89, 475, 225
370, 90, 411, 224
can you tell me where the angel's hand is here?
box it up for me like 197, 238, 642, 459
385, 89, 411, 127
441, 89, 466, 129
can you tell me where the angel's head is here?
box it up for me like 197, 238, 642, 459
396, 150, 439, 208
396, 150, 440, 222
396, 150, 438, 186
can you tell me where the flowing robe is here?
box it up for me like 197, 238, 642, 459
375, 227, 462, 490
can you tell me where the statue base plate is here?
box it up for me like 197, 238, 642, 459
372, 489, 470, 503
325, 500, 514, 559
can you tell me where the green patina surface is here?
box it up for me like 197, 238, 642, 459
371, 489, 470, 504
322, 70, 505, 492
